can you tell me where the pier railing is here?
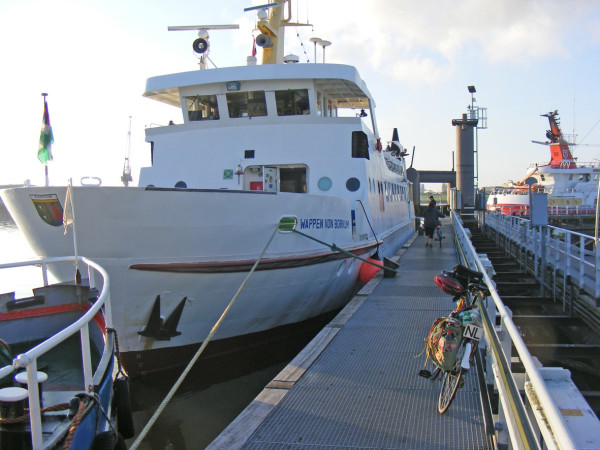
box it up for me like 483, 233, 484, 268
0, 256, 112, 450
452, 211, 581, 449
482, 212, 600, 300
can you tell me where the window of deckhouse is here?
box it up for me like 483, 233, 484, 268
275, 89, 310, 116
226, 91, 267, 118
186, 95, 219, 121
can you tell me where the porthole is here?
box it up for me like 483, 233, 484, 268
346, 177, 360, 192
318, 177, 332, 191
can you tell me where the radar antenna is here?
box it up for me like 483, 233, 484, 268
168, 24, 239, 69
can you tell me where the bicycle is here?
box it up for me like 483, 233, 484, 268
418, 264, 490, 414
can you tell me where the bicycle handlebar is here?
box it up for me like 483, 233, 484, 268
467, 282, 490, 298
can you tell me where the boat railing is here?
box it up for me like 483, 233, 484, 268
488, 187, 531, 195
527, 161, 600, 169
452, 211, 584, 449
0, 255, 112, 450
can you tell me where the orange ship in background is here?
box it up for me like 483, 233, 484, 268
487, 111, 599, 216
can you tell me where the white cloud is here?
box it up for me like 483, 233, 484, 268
298, 0, 595, 82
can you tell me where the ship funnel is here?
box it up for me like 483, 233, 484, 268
255, 33, 272, 48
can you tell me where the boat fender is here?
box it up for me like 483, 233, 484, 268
113, 376, 135, 439
90, 430, 127, 450
358, 257, 382, 284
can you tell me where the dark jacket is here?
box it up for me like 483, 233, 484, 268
423, 207, 444, 228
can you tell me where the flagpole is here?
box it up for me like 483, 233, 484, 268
65, 179, 81, 282
38, 92, 54, 186
41, 93, 50, 186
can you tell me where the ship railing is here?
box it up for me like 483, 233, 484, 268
547, 205, 597, 216
482, 211, 599, 302
453, 211, 584, 449
0, 256, 112, 450
527, 160, 600, 169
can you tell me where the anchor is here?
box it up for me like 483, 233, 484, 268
138, 295, 186, 340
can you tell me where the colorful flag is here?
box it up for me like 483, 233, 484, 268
38, 97, 54, 164
252, 37, 257, 57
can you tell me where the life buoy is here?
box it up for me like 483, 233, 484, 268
192, 38, 208, 54
113, 376, 135, 439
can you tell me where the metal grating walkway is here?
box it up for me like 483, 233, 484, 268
212, 221, 495, 449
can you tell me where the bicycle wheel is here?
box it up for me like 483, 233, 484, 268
437, 228, 443, 247
438, 368, 462, 413
437, 341, 467, 414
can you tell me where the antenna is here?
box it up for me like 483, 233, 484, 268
168, 24, 239, 70
243, 2, 279, 12
319, 40, 331, 63
309, 37, 321, 63
121, 116, 133, 187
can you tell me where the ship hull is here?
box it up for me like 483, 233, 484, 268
2, 186, 413, 376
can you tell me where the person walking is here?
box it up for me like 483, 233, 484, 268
423, 201, 444, 247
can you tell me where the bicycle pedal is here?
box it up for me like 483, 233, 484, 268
418, 369, 432, 379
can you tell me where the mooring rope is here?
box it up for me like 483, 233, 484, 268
129, 224, 279, 449
291, 229, 397, 273
0, 402, 71, 425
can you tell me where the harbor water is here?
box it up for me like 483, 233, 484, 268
0, 208, 332, 448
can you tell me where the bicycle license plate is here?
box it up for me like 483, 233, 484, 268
463, 324, 484, 341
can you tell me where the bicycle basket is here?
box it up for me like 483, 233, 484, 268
434, 274, 465, 297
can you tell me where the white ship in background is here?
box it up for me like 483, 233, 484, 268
487, 110, 599, 216
1, 0, 415, 376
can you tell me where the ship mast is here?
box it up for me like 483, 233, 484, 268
250, 0, 312, 64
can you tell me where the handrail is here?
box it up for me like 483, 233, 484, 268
484, 212, 599, 299
0, 255, 111, 450
452, 211, 578, 449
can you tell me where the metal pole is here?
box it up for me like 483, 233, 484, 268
595, 173, 600, 243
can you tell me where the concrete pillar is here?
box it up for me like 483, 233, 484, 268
406, 167, 420, 208
452, 114, 478, 208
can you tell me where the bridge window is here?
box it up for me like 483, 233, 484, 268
227, 91, 267, 118
186, 95, 219, 121
275, 89, 310, 116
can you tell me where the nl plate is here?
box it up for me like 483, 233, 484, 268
463, 324, 484, 341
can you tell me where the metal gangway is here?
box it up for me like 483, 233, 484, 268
211, 213, 600, 449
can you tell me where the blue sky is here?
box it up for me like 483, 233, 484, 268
1, 0, 599, 189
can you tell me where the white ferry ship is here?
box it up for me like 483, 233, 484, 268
1, 1, 415, 376
487, 111, 599, 216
